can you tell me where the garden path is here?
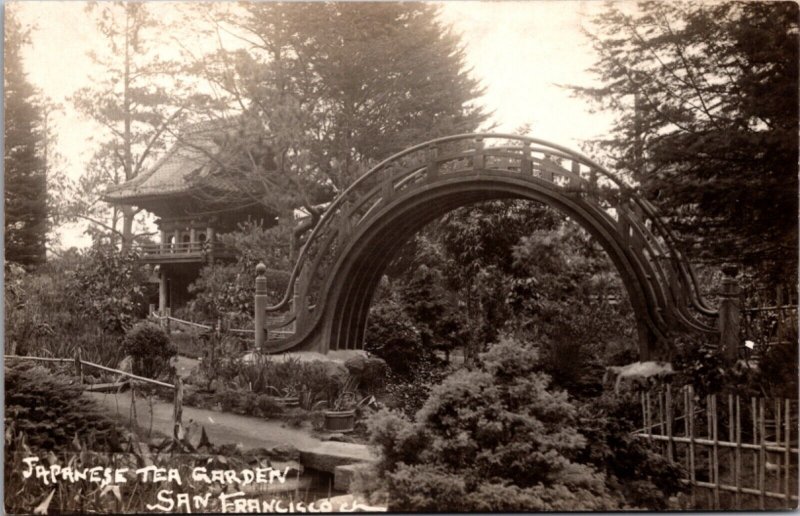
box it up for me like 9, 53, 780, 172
85, 390, 376, 473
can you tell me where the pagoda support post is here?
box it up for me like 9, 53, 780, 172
158, 268, 168, 315
189, 225, 196, 246
173, 229, 180, 252
206, 226, 215, 261
160, 229, 167, 253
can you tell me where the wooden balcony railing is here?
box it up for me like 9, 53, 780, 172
136, 241, 236, 263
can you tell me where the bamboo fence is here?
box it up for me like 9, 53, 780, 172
635, 384, 798, 509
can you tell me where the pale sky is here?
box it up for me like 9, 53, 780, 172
13, 0, 615, 250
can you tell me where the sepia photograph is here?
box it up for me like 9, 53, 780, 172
3, 0, 798, 513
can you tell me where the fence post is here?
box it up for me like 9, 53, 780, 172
165, 307, 171, 335
173, 376, 184, 440
74, 349, 83, 385
254, 262, 267, 351
719, 265, 741, 363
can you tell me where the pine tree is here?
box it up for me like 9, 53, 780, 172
71, 2, 185, 251
575, 1, 798, 284
4, 8, 47, 268
186, 2, 488, 243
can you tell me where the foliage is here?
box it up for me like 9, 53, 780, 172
69, 2, 189, 248
209, 389, 285, 419
182, 2, 487, 244
189, 222, 291, 322
380, 357, 449, 419
66, 243, 152, 334
4, 261, 126, 368
576, 1, 799, 284
398, 264, 468, 361
756, 341, 798, 399
121, 322, 176, 379
366, 338, 623, 511
364, 297, 424, 375
188, 343, 346, 414
4, 362, 125, 451
4, 8, 47, 268
575, 392, 686, 509
672, 335, 798, 400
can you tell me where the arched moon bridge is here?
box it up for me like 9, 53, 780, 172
256, 134, 719, 360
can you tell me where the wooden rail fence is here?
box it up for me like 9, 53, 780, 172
147, 310, 295, 342
5, 353, 185, 440
635, 384, 798, 509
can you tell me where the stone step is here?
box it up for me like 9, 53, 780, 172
298, 441, 375, 474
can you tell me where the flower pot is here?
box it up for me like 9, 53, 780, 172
323, 410, 355, 433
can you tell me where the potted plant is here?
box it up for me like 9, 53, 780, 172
323, 376, 372, 433
323, 391, 358, 433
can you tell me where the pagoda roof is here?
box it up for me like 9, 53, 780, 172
104, 118, 238, 205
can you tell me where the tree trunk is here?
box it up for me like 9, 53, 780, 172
120, 205, 135, 253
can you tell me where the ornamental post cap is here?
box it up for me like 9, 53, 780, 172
256, 262, 267, 276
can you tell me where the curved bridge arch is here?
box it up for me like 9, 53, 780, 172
260, 134, 718, 359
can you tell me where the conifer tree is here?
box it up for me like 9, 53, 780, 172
575, 1, 798, 283
4, 8, 47, 268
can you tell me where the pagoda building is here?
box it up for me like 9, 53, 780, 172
104, 120, 276, 314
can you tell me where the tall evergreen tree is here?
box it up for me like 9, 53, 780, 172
4, 8, 47, 268
185, 2, 488, 245
575, 1, 798, 284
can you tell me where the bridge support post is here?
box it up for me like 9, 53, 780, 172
718, 266, 741, 363
255, 262, 268, 351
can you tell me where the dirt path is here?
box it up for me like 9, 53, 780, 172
86, 389, 322, 451
85, 389, 376, 474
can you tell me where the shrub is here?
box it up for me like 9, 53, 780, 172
122, 322, 176, 379
365, 337, 622, 511
5, 362, 125, 452
4, 262, 127, 367
67, 243, 152, 334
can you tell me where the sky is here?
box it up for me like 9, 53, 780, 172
13, 0, 615, 250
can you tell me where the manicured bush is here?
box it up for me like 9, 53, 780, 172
122, 322, 176, 379
365, 337, 622, 511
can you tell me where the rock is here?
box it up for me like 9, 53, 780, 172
117, 356, 133, 373
324, 433, 350, 443
243, 443, 301, 463
345, 355, 368, 376
604, 361, 674, 392
334, 462, 373, 491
